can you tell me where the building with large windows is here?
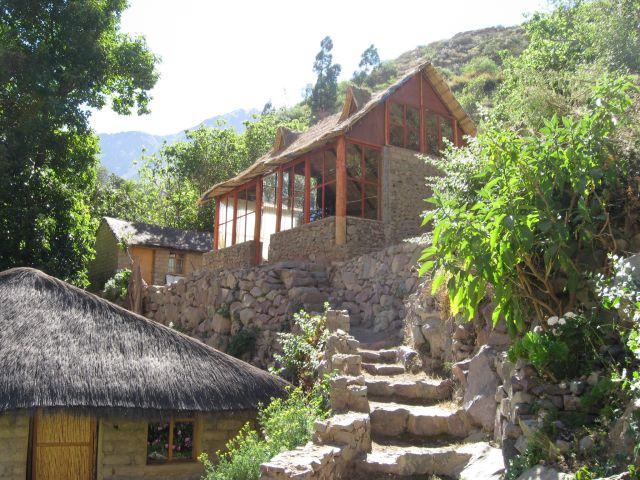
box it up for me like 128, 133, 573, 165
200, 62, 476, 269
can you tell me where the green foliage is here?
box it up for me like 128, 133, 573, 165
309, 36, 342, 118
352, 44, 381, 85
421, 77, 638, 333
227, 328, 257, 360
272, 305, 330, 389
200, 387, 329, 480
0, 0, 158, 286
505, 446, 545, 480
102, 269, 131, 302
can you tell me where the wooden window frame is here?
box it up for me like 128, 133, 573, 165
308, 147, 338, 223
214, 180, 259, 251
147, 416, 199, 464
424, 109, 457, 156
345, 140, 382, 220
388, 101, 420, 151
167, 251, 185, 275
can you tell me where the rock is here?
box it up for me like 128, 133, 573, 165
555, 439, 571, 453
562, 394, 581, 411
516, 466, 575, 480
569, 380, 586, 395
578, 435, 595, 452
325, 310, 350, 333
211, 313, 231, 334
463, 346, 500, 431
609, 398, 640, 463
452, 358, 472, 388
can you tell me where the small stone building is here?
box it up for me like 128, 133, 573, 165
0, 267, 287, 480
89, 217, 213, 290
200, 62, 476, 269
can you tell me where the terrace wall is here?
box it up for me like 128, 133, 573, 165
204, 240, 260, 270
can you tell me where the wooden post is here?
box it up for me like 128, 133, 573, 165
304, 159, 311, 224
231, 191, 237, 246
254, 178, 263, 264
213, 199, 220, 251
276, 169, 283, 232
336, 136, 347, 246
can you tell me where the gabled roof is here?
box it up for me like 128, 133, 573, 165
103, 217, 212, 253
200, 62, 476, 202
0, 268, 288, 415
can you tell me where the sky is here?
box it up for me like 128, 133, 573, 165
90, 0, 546, 136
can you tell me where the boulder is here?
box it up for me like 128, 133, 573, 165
463, 345, 500, 431
516, 466, 574, 480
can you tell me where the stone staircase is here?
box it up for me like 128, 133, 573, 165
260, 311, 504, 479
353, 338, 504, 479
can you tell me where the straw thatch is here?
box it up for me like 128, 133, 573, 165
200, 62, 476, 202
103, 217, 212, 253
0, 268, 288, 415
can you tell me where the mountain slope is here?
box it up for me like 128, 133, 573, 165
97, 108, 257, 178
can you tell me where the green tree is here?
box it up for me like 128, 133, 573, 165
0, 0, 158, 285
352, 44, 381, 85
309, 36, 341, 118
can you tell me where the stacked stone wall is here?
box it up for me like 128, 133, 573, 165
382, 145, 439, 245
203, 240, 259, 270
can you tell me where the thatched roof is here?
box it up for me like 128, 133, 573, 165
0, 268, 288, 415
200, 62, 476, 202
103, 217, 212, 253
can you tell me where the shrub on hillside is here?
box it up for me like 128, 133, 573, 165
102, 269, 131, 301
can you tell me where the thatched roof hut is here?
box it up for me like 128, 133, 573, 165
0, 267, 287, 415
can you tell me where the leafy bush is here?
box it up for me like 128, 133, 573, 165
199, 387, 329, 480
227, 328, 256, 359
505, 445, 545, 480
271, 305, 329, 389
102, 269, 131, 301
421, 77, 638, 333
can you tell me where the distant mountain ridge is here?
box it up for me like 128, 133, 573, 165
98, 108, 257, 178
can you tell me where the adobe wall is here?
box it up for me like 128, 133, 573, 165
153, 249, 205, 285
204, 240, 259, 271
98, 411, 254, 480
382, 145, 439, 245
88, 223, 121, 291
0, 413, 29, 480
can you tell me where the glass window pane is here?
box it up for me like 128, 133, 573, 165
364, 184, 379, 220
246, 184, 257, 214
324, 182, 336, 217
324, 149, 337, 182
226, 221, 233, 245
364, 148, 380, 182
390, 103, 403, 126
218, 198, 226, 225
218, 222, 226, 249
346, 143, 362, 178
236, 215, 246, 244
226, 197, 234, 226
263, 174, 277, 207
282, 170, 291, 199
310, 187, 322, 222
310, 155, 323, 189
346, 180, 362, 217
236, 189, 247, 218
407, 128, 420, 151
147, 423, 170, 462
390, 125, 404, 147
293, 195, 304, 228
406, 107, 419, 130
246, 212, 255, 242
294, 162, 305, 196
172, 422, 194, 460
441, 117, 454, 146
425, 111, 439, 156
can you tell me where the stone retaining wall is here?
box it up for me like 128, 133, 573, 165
203, 240, 259, 270
143, 241, 426, 368
330, 240, 425, 338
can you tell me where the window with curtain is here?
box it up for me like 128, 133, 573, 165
147, 416, 196, 463
425, 110, 455, 155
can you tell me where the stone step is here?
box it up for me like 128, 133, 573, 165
366, 376, 453, 403
358, 348, 398, 364
356, 441, 504, 479
369, 401, 471, 439
362, 363, 405, 376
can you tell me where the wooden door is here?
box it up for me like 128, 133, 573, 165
32, 410, 96, 480
130, 247, 155, 284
